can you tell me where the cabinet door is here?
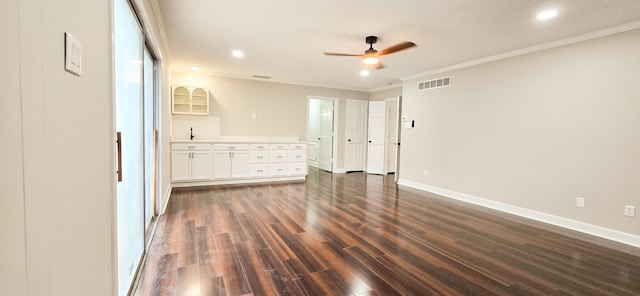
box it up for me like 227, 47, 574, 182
191, 150, 212, 180
171, 151, 192, 181
212, 151, 232, 179
231, 151, 249, 179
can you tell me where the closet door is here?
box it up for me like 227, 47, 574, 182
367, 101, 386, 175
345, 100, 367, 172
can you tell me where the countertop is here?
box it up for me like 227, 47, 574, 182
171, 136, 305, 144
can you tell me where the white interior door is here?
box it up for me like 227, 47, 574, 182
367, 101, 386, 175
318, 100, 334, 171
385, 97, 399, 173
307, 99, 321, 168
114, 0, 144, 294
345, 100, 367, 172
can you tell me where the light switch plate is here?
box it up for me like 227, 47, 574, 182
65, 32, 82, 76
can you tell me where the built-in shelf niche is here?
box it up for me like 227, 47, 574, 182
172, 85, 209, 115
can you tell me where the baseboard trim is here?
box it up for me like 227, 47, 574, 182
161, 185, 172, 215
397, 178, 640, 248
333, 168, 347, 174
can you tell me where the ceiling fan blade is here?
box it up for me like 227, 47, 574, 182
324, 52, 363, 57
377, 41, 416, 56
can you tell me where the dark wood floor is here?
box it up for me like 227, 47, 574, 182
134, 168, 640, 295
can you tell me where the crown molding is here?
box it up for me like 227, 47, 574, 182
402, 21, 640, 81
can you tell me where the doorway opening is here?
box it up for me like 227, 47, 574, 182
366, 96, 401, 177
307, 97, 338, 172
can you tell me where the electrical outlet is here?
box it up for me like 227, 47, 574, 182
423, 169, 428, 176
624, 205, 636, 217
576, 197, 585, 208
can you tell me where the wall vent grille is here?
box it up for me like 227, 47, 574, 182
418, 77, 451, 91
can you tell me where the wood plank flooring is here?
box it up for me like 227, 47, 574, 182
134, 168, 640, 295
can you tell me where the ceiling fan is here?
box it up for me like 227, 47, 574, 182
324, 36, 416, 69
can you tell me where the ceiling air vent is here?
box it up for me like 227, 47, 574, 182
418, 77, 450, 91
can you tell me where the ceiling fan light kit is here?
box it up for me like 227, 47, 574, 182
324, 35, 416, 69
363, 55, 379, 65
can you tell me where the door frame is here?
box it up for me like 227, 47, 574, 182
306, 96, 339, 172
384, 96, 400, 176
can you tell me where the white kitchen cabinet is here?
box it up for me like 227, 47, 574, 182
288, 143, 307, 176
171, 151, 192, 181
269, 164, 288, 177
172, 85, 209, 115
191, 151, 213, 180
171, 143, 213, 182
212, 144, 249, 180
249, 144, 269, 178
172, 140, 307, 187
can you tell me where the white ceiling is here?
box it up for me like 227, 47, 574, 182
154, 0, 640, 91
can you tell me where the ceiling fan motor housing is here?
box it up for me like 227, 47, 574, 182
366, 35, 378, 44
365, 36, 378, 54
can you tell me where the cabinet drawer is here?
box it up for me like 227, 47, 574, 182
213, 143, 249, 150
288, 149, 306, 162
289, 143, 306, 150
269, 143, 288, 150
289, 163, 307, 176
249, 164, 269, 177
249, 144, 269, 150
270, 150, 288, 163
269, 164, 288, 177
249, 151, 269, 164
172, 143, 211, 151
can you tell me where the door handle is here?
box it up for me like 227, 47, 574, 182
348, 139, 351, 142
116, 132, 123, 182
368, 140, 372, 143
317, 137, 321, 140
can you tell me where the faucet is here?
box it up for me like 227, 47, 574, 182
190, 127, 195, 140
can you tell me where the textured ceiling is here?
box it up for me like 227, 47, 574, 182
155, 0, 640, 91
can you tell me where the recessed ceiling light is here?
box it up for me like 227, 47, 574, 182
190, 65, 200, 70
360, 70, 370, 77
537, 9, 558, 21
232, 50, 244, 58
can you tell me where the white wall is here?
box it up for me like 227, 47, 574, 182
400, 28, 640, 244
0, 1, 27, 294
370, 86, 402, 101
170, 72, 369, 170
0, 0, 115, 295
